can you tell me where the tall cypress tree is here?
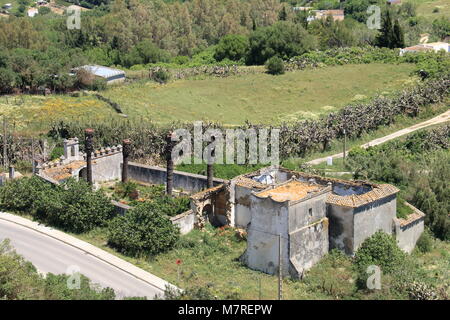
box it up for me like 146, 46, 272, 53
393, 19, 405, 48
279, 6, 287, 21
376, 10, 396, 48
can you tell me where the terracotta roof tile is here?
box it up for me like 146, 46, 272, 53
326, 184, 399, 208
396, 202, 425, 227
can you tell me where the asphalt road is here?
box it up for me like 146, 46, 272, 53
0, 219, 164, 299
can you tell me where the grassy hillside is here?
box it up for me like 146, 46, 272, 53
408, 0, 450, 18
0, 63, 416, 133
102, 63, 416, 125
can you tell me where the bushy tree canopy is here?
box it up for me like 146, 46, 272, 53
246, 21, 317, 65
214, 34, 249, 62
107, 202, 180, 257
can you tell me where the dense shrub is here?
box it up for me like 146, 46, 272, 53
214, 34, 249, 63
152, 195, 190, 217
406, 281, 438, 300
265, 56, 285, 75
121, 40, 171, 68
354, 231, 406, 282
0, 177, 115, 233
0, 67, 17, 93
246, 21, 317, 65
303, 249, 356, 299
34, 179, 115, 233
152, 68, 171, 84
0, 176, 52, 213
162, 285, 218, 300
107, 202, 180, 257
416, 229, 433, 253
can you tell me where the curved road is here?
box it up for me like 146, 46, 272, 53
0, 218, 164, 299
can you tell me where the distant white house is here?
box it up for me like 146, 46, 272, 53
28, 7, 39, 17
306, 9, 345, 23
400, 42, 449, 56
73, 65, 126, 84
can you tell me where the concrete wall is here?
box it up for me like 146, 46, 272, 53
243, 197, 290, 276
353, 194, 396, 252
288, 192, 329, 276
92, 152, 122, 182
289, 218, 328, 277
234, 185, 254, 228
288, 192, 328, 231
111, 200, 132, 216
127, 162, 225, 193
395, 217, 425, 253
170, 210, 195, 235
327, 204, 354, 255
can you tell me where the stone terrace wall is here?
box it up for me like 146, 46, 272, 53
127, 162, 226, 194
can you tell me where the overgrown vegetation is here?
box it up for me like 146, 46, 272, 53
110, 182, 190, 216
0, 176, 115, 233
346, 125, 450, 240
107, 202, 180, 257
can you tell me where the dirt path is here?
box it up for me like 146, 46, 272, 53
306, 109, 450, 166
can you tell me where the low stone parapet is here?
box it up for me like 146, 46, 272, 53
394, 202, 425, 253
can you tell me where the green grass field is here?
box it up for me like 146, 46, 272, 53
408, 0, 450, 19
0, 63, 416, 132
102, 63, 416, 125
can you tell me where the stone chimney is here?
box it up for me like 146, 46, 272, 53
8, 165, 14, 180
122, 139, 131, 183
84, 129, 94, 186
165, 131, 174, 196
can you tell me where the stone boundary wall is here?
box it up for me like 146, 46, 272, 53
127, 162, 226, 193
111, 200, 133, 216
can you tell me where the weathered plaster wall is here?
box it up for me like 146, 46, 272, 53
91, 152, 122, 182
327, 204, 354, 255
395, 218, 424, 253
234, 185, 254, 228
171, 209, 195, 235
353, 194, 396, 252
288, 192, 328, 231
289, 218, 329, 277
243, 197, 290, 276
127, 162, 225, 193
288, 191, 330, 277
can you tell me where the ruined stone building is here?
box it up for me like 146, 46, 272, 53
34, 138, 425, 278
35, 138, 123, 184
190, 166, 424, 278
